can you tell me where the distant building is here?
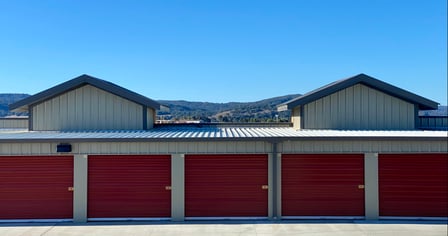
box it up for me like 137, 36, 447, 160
0, 73, 446, 223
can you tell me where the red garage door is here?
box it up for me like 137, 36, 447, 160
282, 154, 365, 217
88, 155, 171, 218
379, 154, 448, 217
185, 154, 268, 217
0, 156, 73, 220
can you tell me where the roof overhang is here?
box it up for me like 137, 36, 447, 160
278, 73, 439, 111
9, 74, 163, 112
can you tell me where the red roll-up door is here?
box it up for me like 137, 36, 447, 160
185, 154, 268, 217
0, 156, 73, 220
88, 155, 171, 218
282, 154, 365, 217
379, 153, 448, 217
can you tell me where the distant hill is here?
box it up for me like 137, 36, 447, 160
419, 106, 448, 116
0, 94, 30, 117
2, 93, 447, 122
0, 93, 299, 121
158, 94, 300, 122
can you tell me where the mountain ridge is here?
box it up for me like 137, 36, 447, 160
0, 93, 299, 122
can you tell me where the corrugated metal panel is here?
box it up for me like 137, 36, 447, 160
32, 85, 144, 130
279, 140, 448, 153
300, 84, 415, 130
282, 154, 365, 216
88, 155, 171, 218
418, 117, 448, 130
147, 108, 155, 129
0, 138, 446, 156
0, 118, 28, 129
185, 154, 268, 217
1, 128, 447, 141
379, 154, 448, 217
291, 107, 301, 129
0, 155, 73, 219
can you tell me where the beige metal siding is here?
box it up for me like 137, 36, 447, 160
418, 117, 448, 130
0, 118, 28, 129
291, 107, 301, 129
32, 85, 144, 130
1, 140, 447, 155
279, 140, 448, 153
147, 108, 155, 129
0, 141, 272, 155
297, 84, 415, 130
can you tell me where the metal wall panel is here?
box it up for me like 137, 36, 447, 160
147, 108, 155, 129
0, 140, 446, 155
298, 84, 415, 130
32, 85, 146, 130
279, 140, 448, 154
418, 117, 448, 130
291, 107, 301, 129
0, 119, 28, 129
379, 154, 448, 217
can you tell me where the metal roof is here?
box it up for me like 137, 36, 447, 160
9, 74, 162, 112
0, 127, 446, 142
278, 73, 439, 111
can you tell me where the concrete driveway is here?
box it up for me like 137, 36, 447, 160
0, 220, 447, 236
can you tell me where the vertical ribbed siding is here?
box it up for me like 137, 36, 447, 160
0, 118, 28, 129
301, 84, 415, 130
0, 140, 447, 156
32, 85, 144, 130
0, 155, 73, 219
185, 154, 268, 217
418, 117, 448, 130
379, 154, 448, 217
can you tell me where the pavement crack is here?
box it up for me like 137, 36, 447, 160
38, 224, 57, 236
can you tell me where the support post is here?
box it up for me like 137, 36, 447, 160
268, 153, 274, 220
276, 152, 282, 220
171, 154, 185, 221
364, 153, 379, 220
268, 142, 280, 220
73, 154, 88, 223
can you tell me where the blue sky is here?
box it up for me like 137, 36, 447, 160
0, 1, 446, 105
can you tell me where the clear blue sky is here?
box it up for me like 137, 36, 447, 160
1, 1, 446, 105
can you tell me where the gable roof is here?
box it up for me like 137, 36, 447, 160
278, 73, 439, 111
9, 74, 162, 112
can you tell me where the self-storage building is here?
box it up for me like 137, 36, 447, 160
1, 74, 446, 222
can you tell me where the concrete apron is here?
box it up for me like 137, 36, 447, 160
0, 221, 447, 236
